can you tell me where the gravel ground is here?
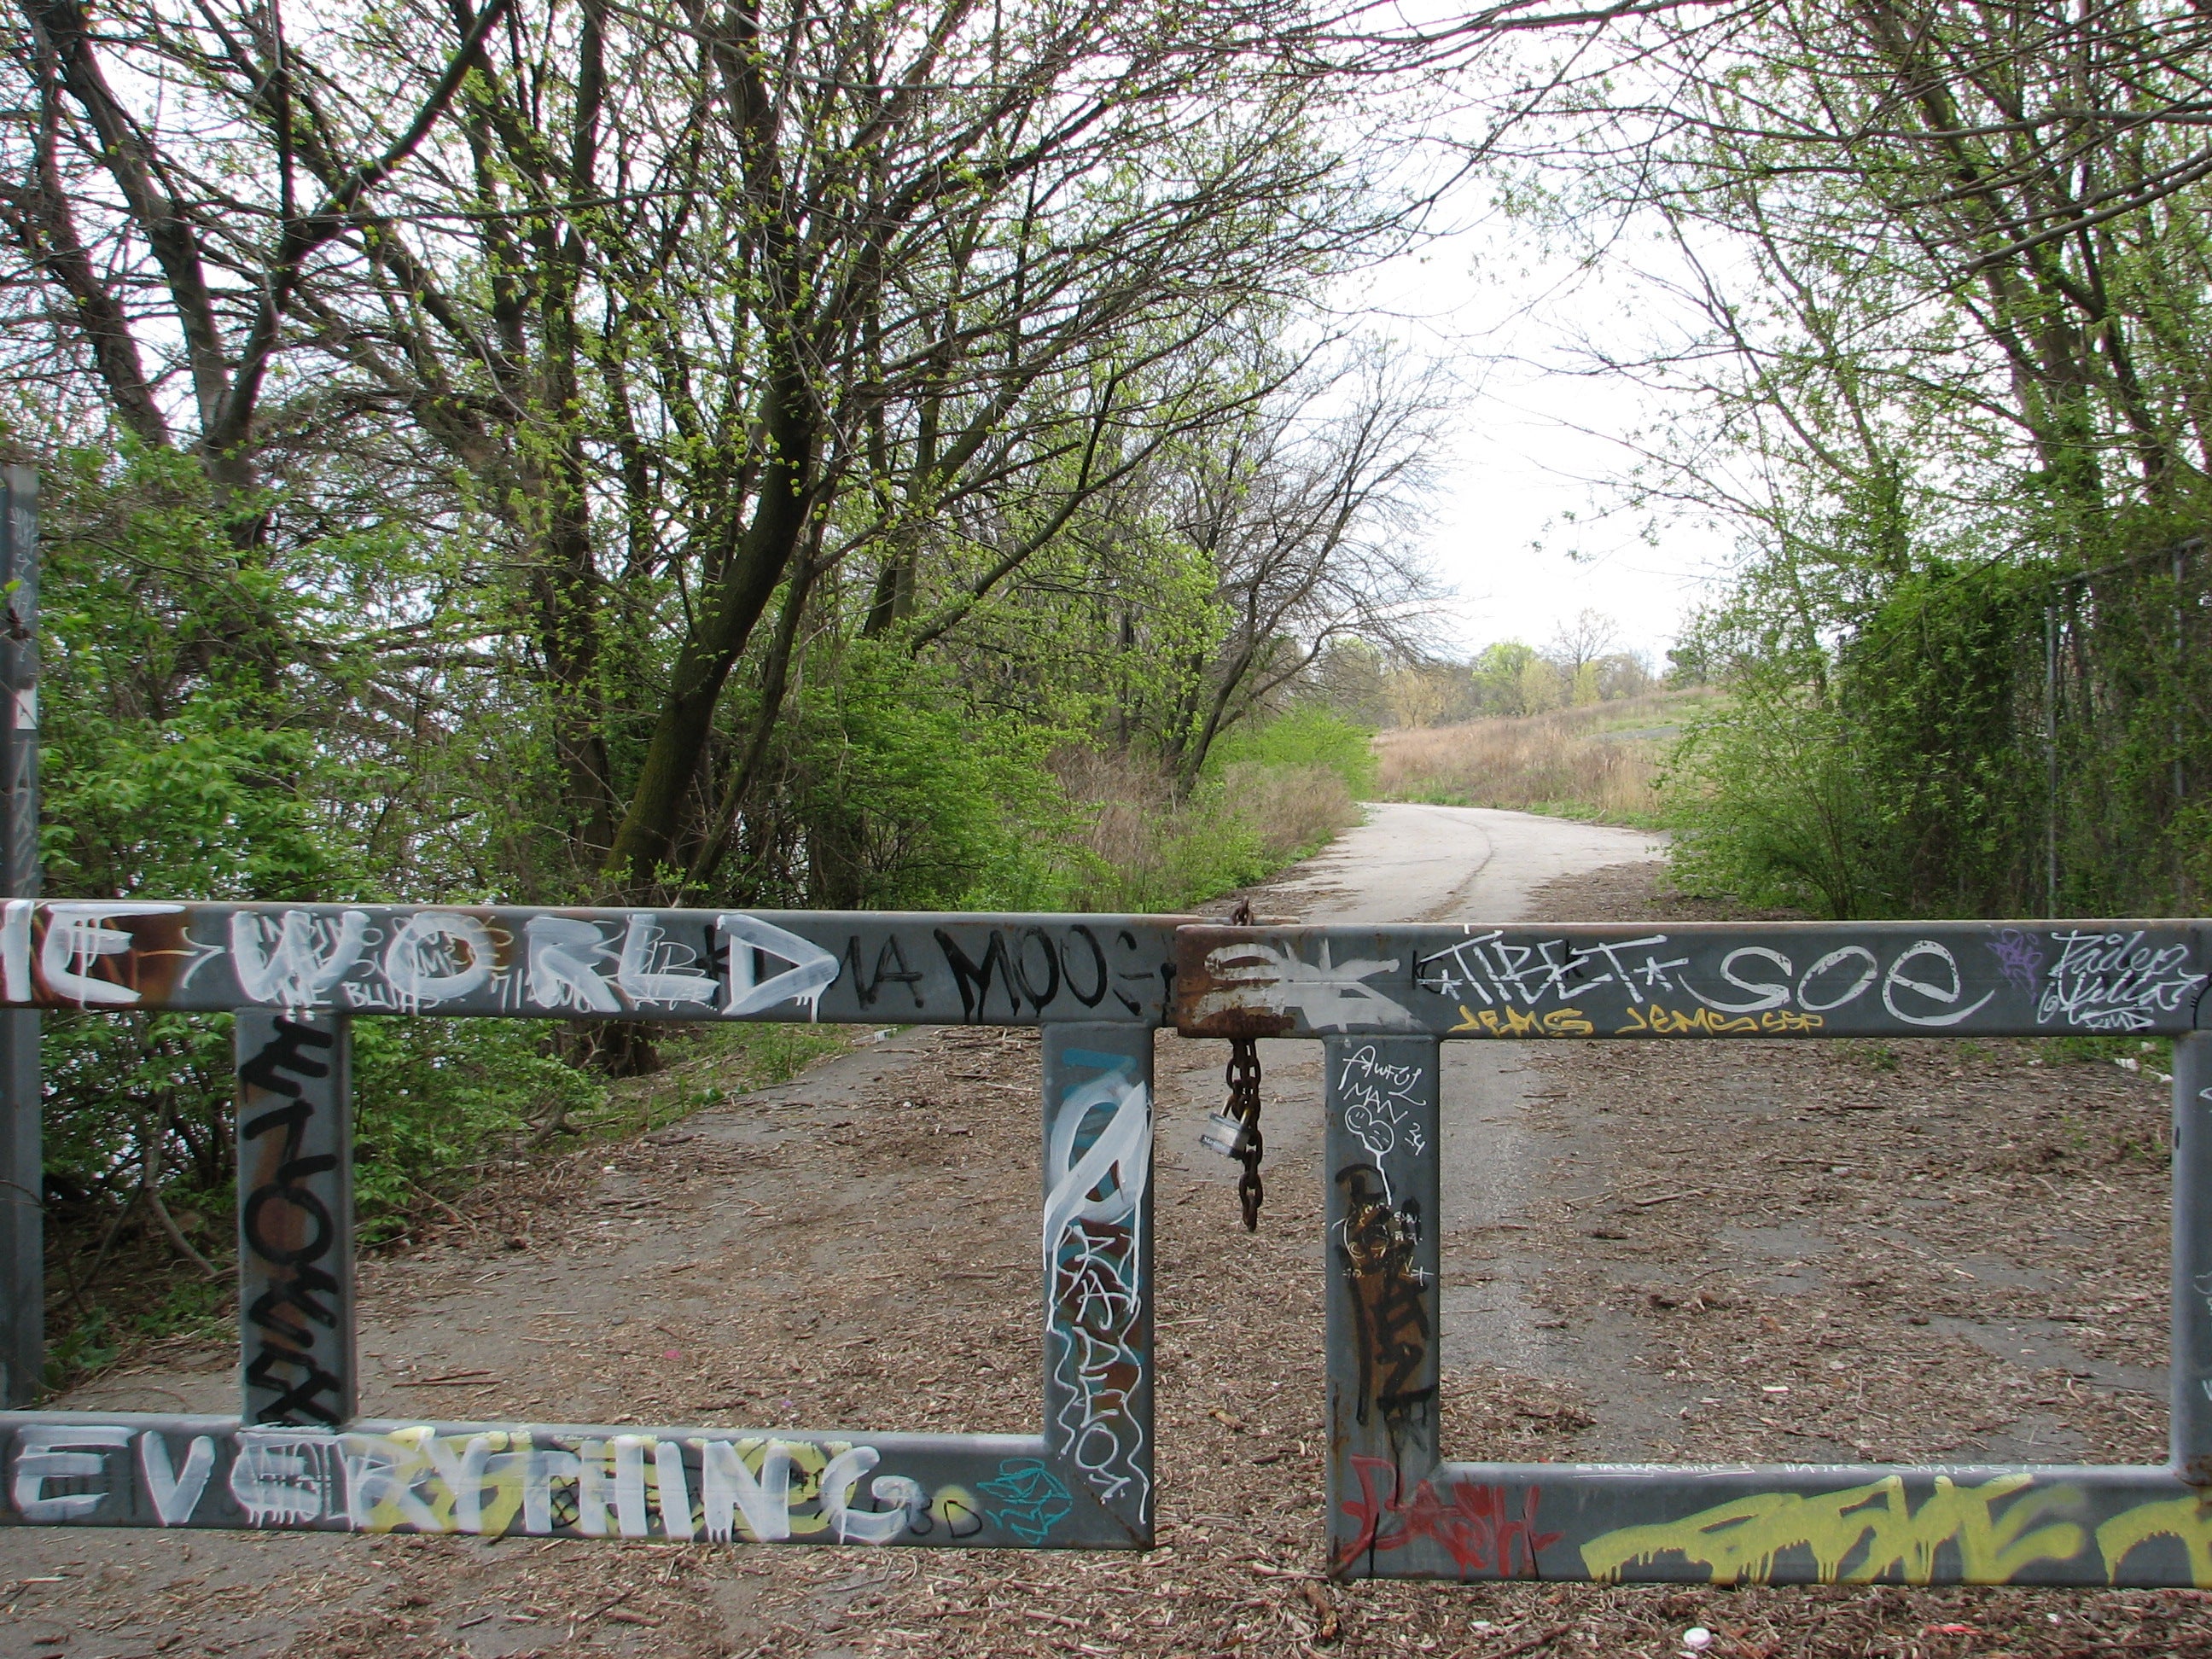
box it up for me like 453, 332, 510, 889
8, 860, 2212, 1656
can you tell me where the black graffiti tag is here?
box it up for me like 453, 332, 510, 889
239, 1018, 345, 1426
1336, 1164, 1434, 1430
843, 934, 927, 1010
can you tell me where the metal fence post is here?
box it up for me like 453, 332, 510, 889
1040, 1022, 1154, 1545
0, 466, 38, 1406
1324, 1033, 1441, 1577
2174, 1030, 2212, 1481
236, 1011, 354, 1427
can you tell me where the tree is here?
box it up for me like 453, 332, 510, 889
2, 0, 1442, 899
1496, 0, 2212, 912
1471, 640, 1540, 714
1125, 345, 1444, 784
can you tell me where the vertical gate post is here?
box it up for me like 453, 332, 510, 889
2174, 1030, 2212, 1480
1040, 1023, 1155, 1545
0, 466, 38, 1406
236, 1011, 354, 1427
1324, 1034, 1441, 1577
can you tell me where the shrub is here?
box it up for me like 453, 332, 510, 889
1208, 706, 1377, 797
1661, 681, 1888, 918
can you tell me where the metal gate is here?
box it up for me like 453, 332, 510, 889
1174, 919, 2212, 1585
0, 900, 2207, 1590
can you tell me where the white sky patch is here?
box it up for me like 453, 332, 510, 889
1326, 167, 1741, 666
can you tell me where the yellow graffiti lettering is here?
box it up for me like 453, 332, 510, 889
1580, 1475, 2085, 1586
353, 1428, 528, 1536
1450, 1004, 1589, 1037
1614, 1003, 1823, 1037
2097, 1496, 2212, 1584
1761, 1009, 1825, 1033
1617, 1004, 1757, 1036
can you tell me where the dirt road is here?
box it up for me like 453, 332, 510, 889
3, 806, 2208, 1657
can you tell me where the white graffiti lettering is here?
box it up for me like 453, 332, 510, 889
1417, 932, 1685, 1009
138, 1430, 215, 1526
2040, 931, 2208, 1032
380, 912, 494, 1007
1200, 938, 1412, 1031
1336, 1043, 1428, 1163
524, 915, 622, 1013
0, 899, 29, 1001
617, 915, 719, 1006
1689, 946, 1795, 1015
11, 1423, 130, 1521
1881, 940, 1996, 1027
40, 903, 180, 1006
701, 1437, 796, 1541
25, 1420, 984, 1543
230, 909, 371, 1007
1796, 946, 1879, 1012
1045, 1058, 1151, 1508
230, 1429, 344, 1528
717, 914, 840, 1018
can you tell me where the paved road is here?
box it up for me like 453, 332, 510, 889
1249, 801, 1665, 924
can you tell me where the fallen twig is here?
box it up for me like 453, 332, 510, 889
1483, 1621, 1575, 1659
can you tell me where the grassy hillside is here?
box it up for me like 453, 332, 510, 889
1371, 689, 1726, 826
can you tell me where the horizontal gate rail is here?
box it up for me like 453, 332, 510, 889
0, 902, 1185, 1025
1172, 920, 2212, 1040
1, 900, 2208, 1586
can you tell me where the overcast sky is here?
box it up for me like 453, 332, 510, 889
1345, 207, 1738, 668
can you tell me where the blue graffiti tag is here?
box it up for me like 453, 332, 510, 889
978, 1457, 1073, 1544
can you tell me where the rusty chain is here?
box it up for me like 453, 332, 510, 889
1224, 1035, 1264, 1230
1202, 896, 1266, 1231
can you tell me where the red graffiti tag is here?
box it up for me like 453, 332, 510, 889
1338, 1456, 1560, 1577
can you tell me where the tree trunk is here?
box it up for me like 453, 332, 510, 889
602, 358, 816, 892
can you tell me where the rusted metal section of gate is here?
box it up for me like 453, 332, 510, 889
1173, 919, 2212, 1586
0, 905, 1171, 1548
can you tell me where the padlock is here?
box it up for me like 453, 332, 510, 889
1199, 1109, 1253, 1160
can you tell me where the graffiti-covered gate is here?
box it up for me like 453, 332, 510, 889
0, 900, 2208, 1591
1174, 919, 2212, 1585
2, 905, 1178, 1549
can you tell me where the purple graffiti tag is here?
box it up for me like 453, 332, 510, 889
1986, 928, 2046, 993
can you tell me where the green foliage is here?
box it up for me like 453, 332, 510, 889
1470, 641, 1543, 717
41, 449, 339, 902
1059, 709, 1369, 913
1207, 706, 1377, 797
579, 1022, 851, 1141
1662, 676, 1886, 917
739, 641, 1074, 911
1055, 777, 1277, 913
349, 1020, 603, 1244
1665, 551, 2204, 920
2038, 1033, 2173, 1070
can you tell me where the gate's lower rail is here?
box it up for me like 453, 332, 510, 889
0, 902, 2205, 1586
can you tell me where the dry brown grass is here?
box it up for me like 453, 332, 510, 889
1051, 746, 1360, 911
1374, 689, 1720, 824
1220, 758, 1358, 856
